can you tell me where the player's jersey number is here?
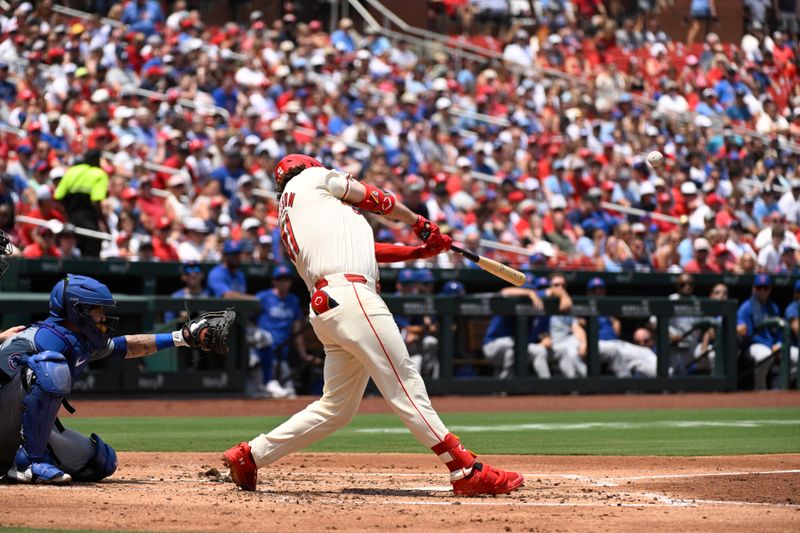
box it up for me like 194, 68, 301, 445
279, 213, 300, 261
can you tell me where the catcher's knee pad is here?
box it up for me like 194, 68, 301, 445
48, 427, 118, 482
23, 351, 72, 395
0, 373, 25, 473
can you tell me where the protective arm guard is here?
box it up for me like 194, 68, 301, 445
354, 183, 396, 215
326, 174, 396, 215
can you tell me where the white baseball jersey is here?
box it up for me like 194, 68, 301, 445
278, 167, 378, 292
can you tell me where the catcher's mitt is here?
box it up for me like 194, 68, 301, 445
181, 308, 236, 357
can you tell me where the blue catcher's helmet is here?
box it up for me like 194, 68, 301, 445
440, 280, 465, 296
49, 274, 118, 348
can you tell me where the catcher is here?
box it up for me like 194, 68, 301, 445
0, 274, 234, 484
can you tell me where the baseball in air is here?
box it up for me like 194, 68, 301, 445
647, 150, 664, 168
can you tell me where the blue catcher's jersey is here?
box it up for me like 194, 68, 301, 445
0, 318, 120, 382
256, 289, 302, 347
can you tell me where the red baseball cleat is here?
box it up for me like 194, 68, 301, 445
222, 442, 258, 491
451, 462, 524, 496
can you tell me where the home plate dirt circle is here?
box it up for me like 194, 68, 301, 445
2, 453, 799, 531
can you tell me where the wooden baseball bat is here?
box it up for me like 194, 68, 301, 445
450, 244, 527, 286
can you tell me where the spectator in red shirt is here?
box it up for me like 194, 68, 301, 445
23, 226, 61, 258
653, 192, 678, 233
20, 187, 67, 246
152, 216, 179, 262
155, 137, 189, 190
711, 243, 737, 272
684, 238, 721, 273
135, 175, 167, 227
715, 195, 738, 228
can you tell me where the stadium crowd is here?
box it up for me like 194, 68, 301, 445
0, 0, 798, 276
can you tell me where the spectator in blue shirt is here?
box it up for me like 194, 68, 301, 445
330, 18, 357, 53
753, 186, 781, 225
736, 274, 796, 389
207, 240, 252, 299
726, 89, 753, 122
695, 89, 724, 117
211, 77, 241, 116
209, 148, 246, 198
164, 262, 210, 323
392, 268, 417, 333
254, 264, 309, 398
0, 63, 16, 104
543, 161, 574, 198
714, 65, 748, 106
120, 0, 165, 36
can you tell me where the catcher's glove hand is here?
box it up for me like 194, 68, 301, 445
181, 308, 236, 357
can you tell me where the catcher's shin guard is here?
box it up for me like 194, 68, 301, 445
222, 442, 257, 491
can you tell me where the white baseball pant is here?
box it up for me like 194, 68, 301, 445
482, 337, 550, 378
552, 336, 587, 378
248, 275, 449, 467
599, 340, 657, 377
409, 335, 440, 380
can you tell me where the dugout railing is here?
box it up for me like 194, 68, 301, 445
382, 294, 750, 393
0, 292, 795, 393
3, 258, 799, 303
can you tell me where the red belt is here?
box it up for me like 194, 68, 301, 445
314, 274, 367, 291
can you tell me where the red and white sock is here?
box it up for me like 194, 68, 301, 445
431, 433, 477, 482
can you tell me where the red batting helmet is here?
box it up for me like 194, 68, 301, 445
274, 154, 323, 187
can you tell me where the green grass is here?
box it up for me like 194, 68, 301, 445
62, 407, 800, 456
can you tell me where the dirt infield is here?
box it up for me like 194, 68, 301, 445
2, 393, 799, 532
2, 453, 799, 532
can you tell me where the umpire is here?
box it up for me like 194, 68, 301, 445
53, 150, 110, 257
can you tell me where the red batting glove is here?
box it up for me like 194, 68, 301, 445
417, 234, 453, 258
412, 214, 449, 246
412, 215, 436, 242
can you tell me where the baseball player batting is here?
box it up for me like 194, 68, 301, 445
223, 154, 524, 496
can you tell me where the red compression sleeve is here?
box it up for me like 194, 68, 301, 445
374, 243, 423, 263
355, 183, 396, 215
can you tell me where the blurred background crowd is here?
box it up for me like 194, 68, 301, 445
0, 0, 799, 275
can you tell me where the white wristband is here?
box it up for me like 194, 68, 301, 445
172, 330, 189, 347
